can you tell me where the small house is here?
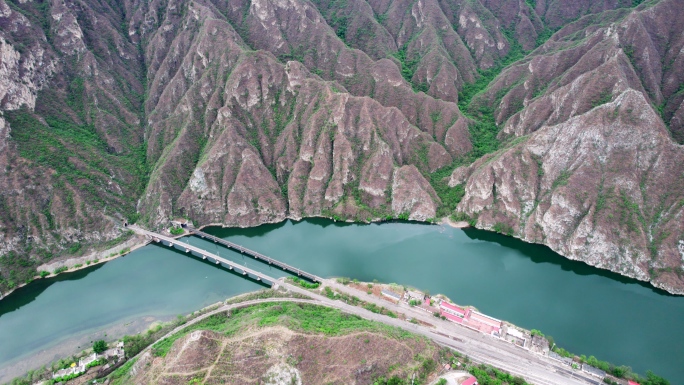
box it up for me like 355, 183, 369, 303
582, 364, 606, 378
381, 290, 402, 301
406, 290, 424, 300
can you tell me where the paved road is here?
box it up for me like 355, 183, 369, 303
135, 285, 596, 385
131, 225, 599, 385
282, 281, 599, 385
322, 280, 601, 385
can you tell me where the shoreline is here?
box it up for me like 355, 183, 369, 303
439, 217, 471, 229
0, 290, 252, 384
0, 236, 151, 302
2, 214, 680, 304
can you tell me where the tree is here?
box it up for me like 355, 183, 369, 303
643, 371, 670, 385
436, 379, 447, 385
93, 340, 107, 354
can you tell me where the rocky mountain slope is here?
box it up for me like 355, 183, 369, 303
0, 0, 683, 294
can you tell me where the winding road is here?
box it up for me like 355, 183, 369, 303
129, 225, 600, 385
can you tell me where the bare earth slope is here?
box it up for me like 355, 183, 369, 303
129, 327, 439, 385
0, 0, 683, 294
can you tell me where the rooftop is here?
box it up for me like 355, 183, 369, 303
507, 328, 525, 339
462, 376, 478, 385
439, 301, 466, 315
469, 311, 502, 328
441, 310, 465, 324
381, 290, 402, 300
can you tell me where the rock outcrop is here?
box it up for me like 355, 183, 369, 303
453, 90, 684, 293
0, 0, 683, 294
451, 0, 684, 293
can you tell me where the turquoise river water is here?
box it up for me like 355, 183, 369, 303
0, 219, 682, 382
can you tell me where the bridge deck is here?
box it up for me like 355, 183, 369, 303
129, 226, 278, 286
187, 227, 321, 282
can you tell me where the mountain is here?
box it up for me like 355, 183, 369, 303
0, 0, 682, 294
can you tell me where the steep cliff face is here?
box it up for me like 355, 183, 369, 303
0, 0, 146, 291
0, 0, 683, 294
452, 90, 684, 293
131, 0, 463, 228
451, 0, 684, 293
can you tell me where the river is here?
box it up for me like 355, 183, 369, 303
0, 219, 682, 383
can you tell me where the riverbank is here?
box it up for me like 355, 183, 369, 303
440, 217, 471, 228
6, 284, 578, 385
5, 274, 672, 385
2, 218, 683, 382
0, 236, 150, 302
301, 278, 668, 385
1, 290, 292, 384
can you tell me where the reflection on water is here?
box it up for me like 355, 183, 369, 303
0, 245, 263, 382
461, 228, 671, 295
0, 263, 105, 318
206, 219, 684, 381
1, 218, 682, 383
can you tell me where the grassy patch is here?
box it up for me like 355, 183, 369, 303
150, 302, 414, 358
109, 358, 137, 385
289, 276, 321, 289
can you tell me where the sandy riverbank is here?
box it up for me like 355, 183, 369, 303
0, 313, 171, 383
440, 217, 471, 228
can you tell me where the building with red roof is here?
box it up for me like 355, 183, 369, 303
628, 381, 640, 385
441, 311, 465, 323
462, 376, 478, 385
466, 311, 502, 335
439, 301, 467, 318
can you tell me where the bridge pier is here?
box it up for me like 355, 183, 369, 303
150, 226, 322, 285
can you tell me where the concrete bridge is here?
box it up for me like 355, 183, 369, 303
185, 226, 321, 283
128, 226, 279, 287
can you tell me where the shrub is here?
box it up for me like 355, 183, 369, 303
86, 358, 107, 368
291, 277, 320, 289
93, 340, 108, 354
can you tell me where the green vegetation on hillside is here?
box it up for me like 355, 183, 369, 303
392, 44, 428, 93
425, 34, 528, 216
6, 107, 147, 223
533, 329, 670, 385
150, 302, 414, 358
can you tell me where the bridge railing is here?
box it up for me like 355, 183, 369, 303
131, 226, 278, 286
186, 227, 320, 283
